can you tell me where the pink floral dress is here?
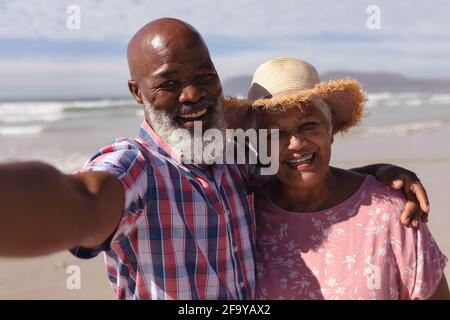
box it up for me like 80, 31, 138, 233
255, 175, 447, 300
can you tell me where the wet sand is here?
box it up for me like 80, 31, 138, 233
0, 253, 114, 299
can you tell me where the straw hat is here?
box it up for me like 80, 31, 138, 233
246, 57, 366, 134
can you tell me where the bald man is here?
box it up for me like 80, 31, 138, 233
0, 18, 430, 300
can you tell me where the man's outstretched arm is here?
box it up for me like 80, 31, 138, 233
0, 161, 124, 257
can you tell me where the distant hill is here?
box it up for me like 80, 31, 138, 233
222, 75, 252, 97
222, 72, 450, 96
322, 71, 450, 93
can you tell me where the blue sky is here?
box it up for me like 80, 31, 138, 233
1, 0, 449, 99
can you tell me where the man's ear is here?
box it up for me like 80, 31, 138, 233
128, 80, 144, 105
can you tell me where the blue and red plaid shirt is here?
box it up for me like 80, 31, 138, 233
71, 120, 258, 299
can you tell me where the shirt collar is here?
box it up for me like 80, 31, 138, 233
137, 120, 183, 165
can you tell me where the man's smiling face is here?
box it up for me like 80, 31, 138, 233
127, 19, 226, 165
127, 18, 224, 133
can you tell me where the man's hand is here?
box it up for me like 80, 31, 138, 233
352, 163, 429, 228
375, 165, 429, 228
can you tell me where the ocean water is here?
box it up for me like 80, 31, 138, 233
1, 92, 450, 172
352, 92, 450, 138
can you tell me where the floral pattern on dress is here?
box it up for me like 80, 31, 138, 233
255, 175, 448, 300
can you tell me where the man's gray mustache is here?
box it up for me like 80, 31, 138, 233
177, 99, 216, 115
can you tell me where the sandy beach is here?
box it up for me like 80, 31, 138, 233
0, 94, 449, 299
0, 253, 114, 299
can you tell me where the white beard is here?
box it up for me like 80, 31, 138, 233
142, 97, 226, 165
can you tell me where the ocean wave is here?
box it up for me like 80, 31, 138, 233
428, 93, 450, 104
63, 99, 135, 112
0, 99, 135, 124
366, 92, 392, 102
403, 99, 423, 107
63, 99, 134, 109
0, 125, 44, 136
0, 102, 65, 123
362, 121, 444, 137
367, 92, 450, 108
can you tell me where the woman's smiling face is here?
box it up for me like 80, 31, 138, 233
258, 100, 333, 189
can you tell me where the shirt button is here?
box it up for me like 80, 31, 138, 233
240, 282, 245, 288
233, 244, 238, 253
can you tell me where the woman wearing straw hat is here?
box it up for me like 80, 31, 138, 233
245, 58, 449, 300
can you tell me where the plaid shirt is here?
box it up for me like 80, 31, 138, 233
71, 120, 257, 300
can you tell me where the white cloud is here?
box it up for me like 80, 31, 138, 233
1, 0, 449, 41
1, 0, 449, 99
